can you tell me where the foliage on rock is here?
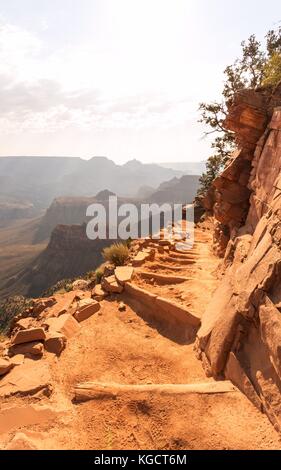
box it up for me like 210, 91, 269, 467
43, 278, 74, 297
262, 52, 281, 87
198, 27, 281, 197
0, 296, 33, 334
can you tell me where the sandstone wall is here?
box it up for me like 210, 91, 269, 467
198, 84, 281, 432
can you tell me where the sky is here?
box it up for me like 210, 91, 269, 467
0, 0, 280, 164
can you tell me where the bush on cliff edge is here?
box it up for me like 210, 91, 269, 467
102, 243, 129, 266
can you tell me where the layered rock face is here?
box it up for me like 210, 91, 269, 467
16, 224, 114, 297
198, 84, 281, 431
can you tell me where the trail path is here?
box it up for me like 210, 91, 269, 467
0, 227, 280, 450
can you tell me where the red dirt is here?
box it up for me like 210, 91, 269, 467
0, 227, 280, 449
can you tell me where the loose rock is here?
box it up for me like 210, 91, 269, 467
0, 358, 12, 376
74, 298, 100, 322
12, 327, 46, 346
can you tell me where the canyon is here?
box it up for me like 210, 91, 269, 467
1, 84, 281, 449
0, 175, 200, 298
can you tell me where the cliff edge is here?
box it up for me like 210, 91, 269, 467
198, 83, 281, 432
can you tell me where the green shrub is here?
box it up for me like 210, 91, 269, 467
84, 270, 96, 281
95, 265, 105, 284
0, 296, 33, 334
102, 242, 129, 266
43, 278, 74, 297
262, 52, 281, 87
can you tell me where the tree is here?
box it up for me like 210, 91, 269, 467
197, 155, 226, 198
197, 26, 281, 198
262, 52, 281, 87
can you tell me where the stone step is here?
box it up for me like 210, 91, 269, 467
135, 270, 188, 284
124, 282, 201, 328
160, 256, 196, 265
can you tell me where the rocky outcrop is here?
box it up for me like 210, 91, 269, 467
17, 224, 114, 297
204, 85, 281, 256
198, 84, 281, 432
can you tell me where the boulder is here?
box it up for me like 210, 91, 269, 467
44, 332, 66, 355
102, 275, 123, 293
47, 313, 81, 338
0, 358, 12, 376
114, 266, 134, 285
74, 298, 100, 322
72, 279, 89, 290
9, 341, 44, 357
12, 327, 46, 346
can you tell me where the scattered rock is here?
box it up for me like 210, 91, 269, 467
12, 327, 46, 346
9, 341, 44, 357
46, 291, 80, 318
33, 297, 57, 316
0, 358, 12, 376
114, 266, 134, 285
74, 298, 100, 322
92, 283, 108, 301
14, 317, 34, 330
102, 275, 123, 293
44, 332, 66, 355
118, 302, 126, 312
47, 313, 81, 338
132, 252, 149, 267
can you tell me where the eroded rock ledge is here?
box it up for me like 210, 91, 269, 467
198, 83, 281, 432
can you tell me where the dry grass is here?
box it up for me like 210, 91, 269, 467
102, 243, 129, 266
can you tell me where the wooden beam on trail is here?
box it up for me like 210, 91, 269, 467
73, 381, 237, 402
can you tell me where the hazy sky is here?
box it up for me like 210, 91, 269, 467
0, 0, 280, 163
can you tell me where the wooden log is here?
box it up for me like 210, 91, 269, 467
73, 381, 237, 402
136, 270, 188, 284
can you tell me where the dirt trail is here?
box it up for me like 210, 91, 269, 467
1, 227, 280, 450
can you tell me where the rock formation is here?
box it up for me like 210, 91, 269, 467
14, 224, 114, 297
198, 83, 281, 432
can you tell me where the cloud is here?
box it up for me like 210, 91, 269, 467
0, 17, 196, 135
0, 71, 194, 133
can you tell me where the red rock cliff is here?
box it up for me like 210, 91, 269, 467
198, 83, 281, 432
